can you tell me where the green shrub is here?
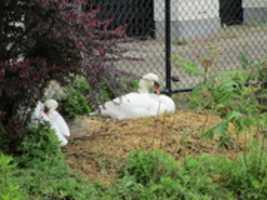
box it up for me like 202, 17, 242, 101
14, 124, 101, 200
141, 177, 222, 200
0, 152, 100, 200
190, 70, 251, 115
175, 155, 234, 200
189, 69, 263, 148
116, 150, 235, 200
106, 176, 145, 200
2, 120, 102, 200
17, 124, 63, 167
130, 79, 139, 91
224, 141, 267, 200
136, 154, 234, 200
3, 139, 267, 200
16, 165, 100, 200
120, 150, 178, 185
61, 75, 92, 119
0, 154, 26, 200
62, 87, 92, 119
174, 141, 267, 200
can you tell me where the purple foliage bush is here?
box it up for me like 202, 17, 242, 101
0, 0, 126, 150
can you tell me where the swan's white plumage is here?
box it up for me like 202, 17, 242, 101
99, 73, 176, 120
31, 100, 70, 146
157, 95, 176, 113
46, 110, 70, 137
48, 118, 68, 146
100, 93, 175, 120
31, 101, 49, 123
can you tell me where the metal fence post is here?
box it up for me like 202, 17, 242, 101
165, 0, 172, 95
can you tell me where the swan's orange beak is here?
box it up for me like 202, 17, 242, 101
154, 82, 161, 95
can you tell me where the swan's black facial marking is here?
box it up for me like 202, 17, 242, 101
44, 106, 49, 114
154, 81, 160, 88
154, 81, 160, 94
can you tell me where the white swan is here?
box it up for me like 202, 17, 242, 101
44, 99, 70, 138
31, 101, 50, 123
98, 73, 176, 120
31, 100, 70, 146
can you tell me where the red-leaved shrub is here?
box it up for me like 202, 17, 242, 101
0, 0, 126, 150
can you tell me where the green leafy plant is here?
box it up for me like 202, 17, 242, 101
130, 79, 139, 91
17, 123, 63, 167
189, 69, 259, 147
106, 176, 145, 200
0, 154, 26, 200
120, 150, 178, 186
11, 124, 101, 200
16, 165, 100, 200
176, 52, 267, 148
61, 75, 92, 119
219, 140, 267, 200
3, 141, 267, 200
173, 54, 204, 76
115, 150, 234, 200
173, 44, 220, 78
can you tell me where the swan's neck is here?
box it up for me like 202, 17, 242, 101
45, 109, 55, 116
138, 80, 151, 93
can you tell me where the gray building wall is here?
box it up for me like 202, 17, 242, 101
154, 0, 267, 41
154, 0, 221, 40
243, 0, 267, 24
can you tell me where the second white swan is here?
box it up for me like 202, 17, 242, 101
98, 73, 176, 120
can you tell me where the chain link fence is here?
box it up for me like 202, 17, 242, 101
91, 0, 267, 92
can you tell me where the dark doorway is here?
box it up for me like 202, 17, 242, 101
93, 0, 155, 38
219, 0, 243, 25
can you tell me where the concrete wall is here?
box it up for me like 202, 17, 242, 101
154, 0, 267, 40
154, 0, 220, 40
243, 0, 267, 24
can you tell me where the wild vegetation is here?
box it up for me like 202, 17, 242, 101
0, 53, 266, 199
1, 1, 267, 200
2, 135, 267, 200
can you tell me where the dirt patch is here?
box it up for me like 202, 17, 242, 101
64, 111, 250, 185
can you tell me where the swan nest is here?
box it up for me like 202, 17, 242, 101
64, 110, 253, 185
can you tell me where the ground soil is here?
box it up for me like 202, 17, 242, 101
64, 111, 250, 185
